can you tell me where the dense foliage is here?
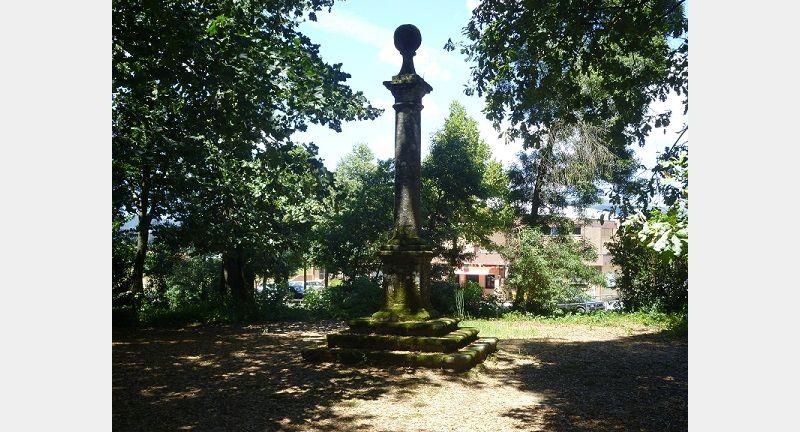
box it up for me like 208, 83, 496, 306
311, 144, 394, 281
112, 1, 690, 326
451, 0, 687, 226
113, 0, 380, 303
608, 150, 688, 312
421, 101, 512, 278
453, 0, 689, 312
302, 277, 384, 319
456, 0, 687, 149
502, 227, 603, 314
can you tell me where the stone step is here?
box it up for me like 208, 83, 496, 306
327, 327, 479, 353
347, 317, 460, 337
302, 337, 498, 372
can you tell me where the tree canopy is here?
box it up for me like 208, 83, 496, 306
112, 0, 381, 299
454, 0, 687, 150
311, 144, 394, 281
421, 101, 512, 276
450, 0, 687, 227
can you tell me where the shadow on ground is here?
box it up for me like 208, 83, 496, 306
489, 331, 688, 431
112, 321, 437, 432
113, 322, 687, 431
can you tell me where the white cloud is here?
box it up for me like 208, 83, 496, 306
308, 9, 391, 47
311, 9, 452, 82
475, 116, 523, 168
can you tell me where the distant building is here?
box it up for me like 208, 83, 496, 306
432, 232, 509, 297
290, 267, 326, 284
434, 218, 621, 301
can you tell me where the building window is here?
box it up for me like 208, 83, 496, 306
485, 275, 495, 290
573, 226, 582, 235
466, 274, 479, 285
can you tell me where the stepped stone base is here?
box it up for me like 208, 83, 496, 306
303, 338, 497, 372
348, 317, 459, 337
328, 327, 479, 353
302, 317, 498, 372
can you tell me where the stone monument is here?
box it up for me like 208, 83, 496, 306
302, 24, 497, 372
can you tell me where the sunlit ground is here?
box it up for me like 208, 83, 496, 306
113, 319, 687, 431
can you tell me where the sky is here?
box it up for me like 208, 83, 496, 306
294, 0, 688, 180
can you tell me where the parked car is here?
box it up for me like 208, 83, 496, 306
556, 299, 605, 313
305, 280, 324, 290
287, 281, 304, 299
603, 299, 623, 311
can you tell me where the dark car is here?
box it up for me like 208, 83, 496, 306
556, 299, 605, 313
288, 281, 304, 299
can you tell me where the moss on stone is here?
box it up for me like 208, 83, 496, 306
348, 317, 460, 337
327, 327, 479, 353
302, 337, 498, 372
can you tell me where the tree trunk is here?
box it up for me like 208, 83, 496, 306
530, 134, 555, 227
324, 270, 329, 288
130, 164, 151, 294
303, 260, 307, 291
448, 234, 459, 285
218, 263, 228, 296
223, 248, 252, 303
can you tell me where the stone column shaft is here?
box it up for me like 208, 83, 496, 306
393, 102, 423, 239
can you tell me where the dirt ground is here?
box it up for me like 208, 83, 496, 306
113, 321, 687, 431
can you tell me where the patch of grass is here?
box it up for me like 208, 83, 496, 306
462, 311, 687, 339
460, 319, 540, 339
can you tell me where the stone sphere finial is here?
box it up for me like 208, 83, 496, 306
394, 24, 421, 55
394, 24, 422, 75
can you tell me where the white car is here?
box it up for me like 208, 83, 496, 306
603, 299, 623, 311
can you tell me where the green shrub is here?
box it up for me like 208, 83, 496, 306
474, 294, 505, 318
462, 281, 483, 315
608, 226, 688, 313
503, 228, 603, 314
339, 277, 384, 317
302, 277, 382, 319
430, 281, 457, 315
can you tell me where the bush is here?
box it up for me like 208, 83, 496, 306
431, 280, 505, 318
474, 294, 505, 318
339, 277, 384, 317
503, 228, 603, 315
430, 281, 457, 316
608, 226, 688, 313
462, 281, 483, 315
302, 277, 383, 319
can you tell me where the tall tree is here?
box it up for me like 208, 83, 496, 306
452, 0, 687, 222
311, 144, 394, 282
177, 144, 329, 301
507, 120, 620, 224
112, 0, 381, 296
421, 101, 512, 281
